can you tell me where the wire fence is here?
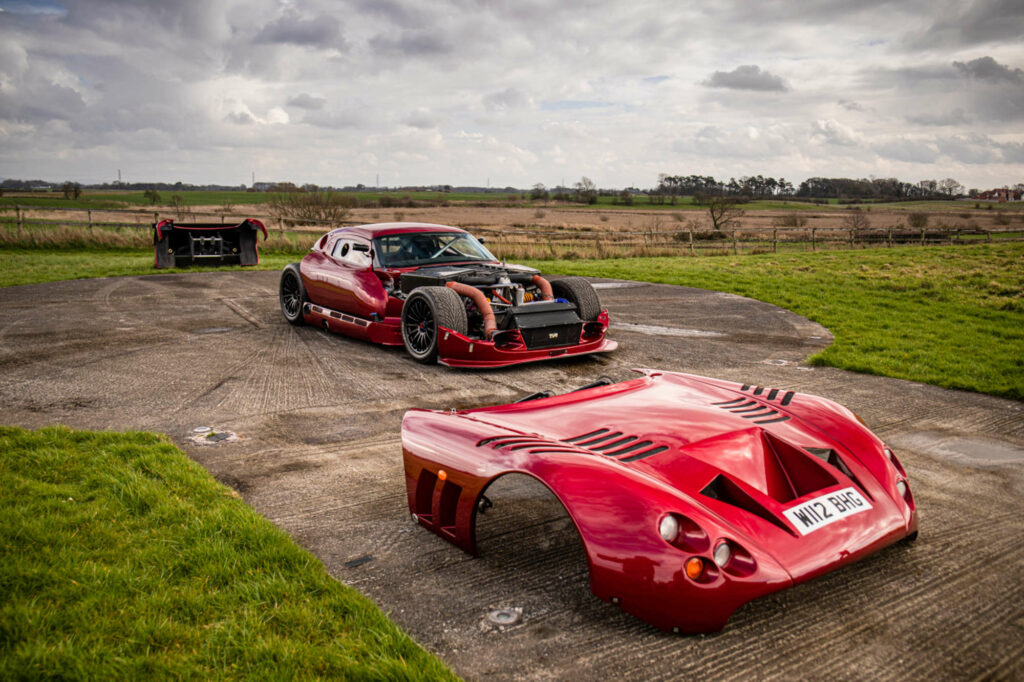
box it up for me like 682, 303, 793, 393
2, 204, 1021, 260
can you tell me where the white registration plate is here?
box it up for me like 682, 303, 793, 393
782, 487, 872, 536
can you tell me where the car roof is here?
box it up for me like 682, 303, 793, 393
327, 222, 469, 239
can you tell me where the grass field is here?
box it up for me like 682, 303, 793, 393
0, 248, 296, 287
525, 242, 1024, 401
0, 425, 455, 679
4, 189, 1019, 214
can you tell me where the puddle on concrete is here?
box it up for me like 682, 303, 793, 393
888, 431, 1024, 467
591, 282, 650, 289
612, 322, 726, 338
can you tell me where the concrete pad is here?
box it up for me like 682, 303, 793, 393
1, 271, 1022, 680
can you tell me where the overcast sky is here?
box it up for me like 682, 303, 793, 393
1, 0, 1022, 190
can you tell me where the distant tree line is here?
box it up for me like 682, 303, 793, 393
0, 179, 247, 192
654, 173, 974, 201
794, 177, 964, 201
656, 174, 796, 198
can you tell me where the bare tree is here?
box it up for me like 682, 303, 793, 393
693, 192, 744, 232
938, 178, 964, 197
841, 210, 871, 230
143, 189, 161, 205
574, 176, 598, 204
62, 181, 82, 200
269, 191, 353, 226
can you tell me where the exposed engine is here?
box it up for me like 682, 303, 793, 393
397, 263, 584, 349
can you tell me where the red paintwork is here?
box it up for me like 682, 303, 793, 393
294, 223, 616, 367
401, 369, 918, 633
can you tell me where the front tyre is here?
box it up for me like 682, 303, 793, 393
279, 263, 308, 325
401, 286, 468, 363
551, 276, 601, 321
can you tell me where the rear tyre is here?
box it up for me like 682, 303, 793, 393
279, 264, 308, 325
402, 286, 468, 364
551, 276, 601, 321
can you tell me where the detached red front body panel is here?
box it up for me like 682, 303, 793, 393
402, 370, 918, 633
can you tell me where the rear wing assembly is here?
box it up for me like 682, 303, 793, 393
153, 219, 268, 269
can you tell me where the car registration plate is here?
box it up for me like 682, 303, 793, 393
782, 487, 872, 536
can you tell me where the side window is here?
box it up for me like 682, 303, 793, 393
332, 240, 350, 259
343, 240, 372, 268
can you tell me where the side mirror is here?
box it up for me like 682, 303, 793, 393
478, 236, 487, 244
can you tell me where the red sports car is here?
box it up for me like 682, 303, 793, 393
279, 223, 616, 367
402, 369, 918, 633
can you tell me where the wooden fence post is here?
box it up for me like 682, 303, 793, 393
88, 209, 93, 234
688, 229, 694, 256
849, 228, 855, 249
16, 205, 22, 236
772, 227, 778, 253
887, 227, 893, 248
811, 228, 816, 251
153, 212, 158, 226
732, 230, 738, 255
920, 228, 926, 246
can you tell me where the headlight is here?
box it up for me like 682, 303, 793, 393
896, 480, 907, 497
713, 542, 732, 568
659, 515, 679, 542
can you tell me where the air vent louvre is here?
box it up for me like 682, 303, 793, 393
712, 386, 796, 424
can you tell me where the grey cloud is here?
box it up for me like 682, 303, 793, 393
287, 93, 326, 110
255, 9, 343, 49
811, 119, 858, 146
0, 80, 85, 123
483, 88, 529, 111
301, 109, 365, 130
937, 134, 1002, 164
905, 109, 971, 126
838, 99, 864, 112
403, 110, 440, 129
226, 111, 256, 125
369, 30, 452, 58
953, 56, 1024, 83
703, 65, 787, 92
910, 0, 1024, 49
873, 138, 940, 163
354, 0, 428, 29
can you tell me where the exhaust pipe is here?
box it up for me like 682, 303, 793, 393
446, 281, 497, 339
532, 275, 554, 301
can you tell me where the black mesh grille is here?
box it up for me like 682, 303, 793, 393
519, 322, 583, 349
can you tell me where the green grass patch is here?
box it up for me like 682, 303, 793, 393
0, 425, 454, 679
0, 248, 297, 287
525, 243, 1024, 401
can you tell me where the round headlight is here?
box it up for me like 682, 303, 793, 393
713, 542, 732, 567
659, 515, 679, 542
896, 480, 907, 497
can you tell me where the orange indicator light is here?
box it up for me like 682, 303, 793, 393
685, 557, 704, 580
438, 469, 447, 481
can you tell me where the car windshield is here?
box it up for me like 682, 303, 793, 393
374, 231, 497, 268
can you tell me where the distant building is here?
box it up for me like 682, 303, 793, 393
976, 187, 1022, 202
